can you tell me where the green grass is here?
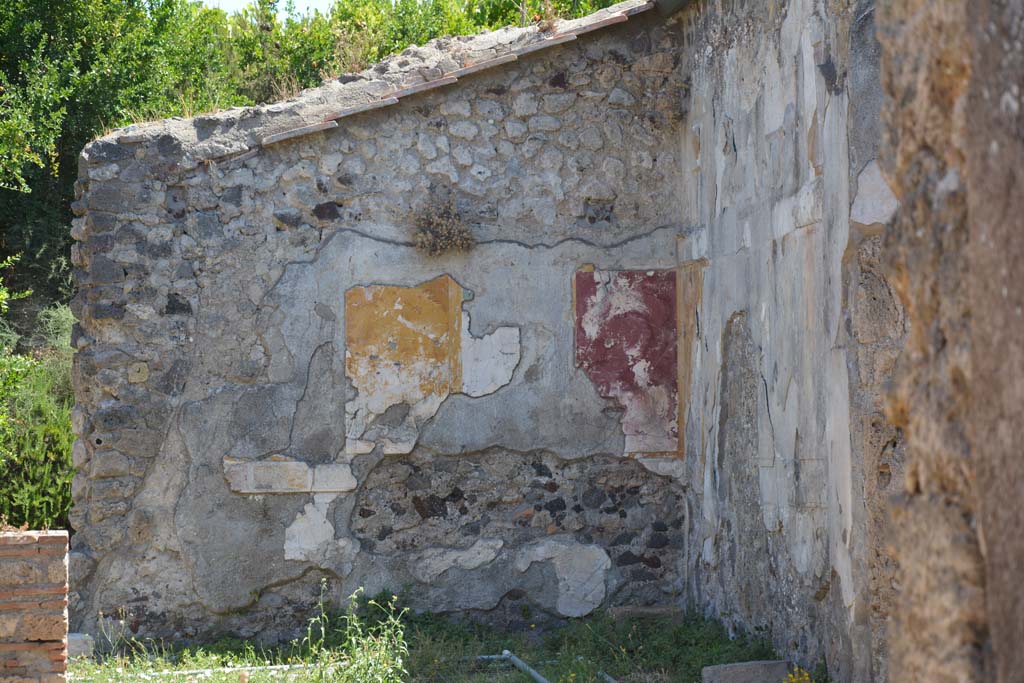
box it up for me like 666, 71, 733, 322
404, 609, 775, 683
73, 589, 409, 683
69, 588, 777, 683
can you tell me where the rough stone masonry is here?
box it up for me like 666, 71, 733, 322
878, 0, 1024, 681
68, 0, 905, 680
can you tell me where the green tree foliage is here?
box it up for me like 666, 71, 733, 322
228, 0, 338, 103
0, 0, 615, 304
0, 0, 248, 301
0, 39, 75, 194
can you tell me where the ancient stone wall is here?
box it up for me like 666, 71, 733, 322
0, 531, 69, 683
69, 0, 693, 642
68, 0, 902, 679
669, 1, 904, 679
878, 0, 1024, 680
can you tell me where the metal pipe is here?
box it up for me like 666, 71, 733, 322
475, 654, 510, 661
503, 649, 551, 683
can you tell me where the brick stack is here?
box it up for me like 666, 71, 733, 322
0, 531, 69, 683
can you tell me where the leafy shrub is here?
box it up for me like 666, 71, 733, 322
0, 304, 74, 530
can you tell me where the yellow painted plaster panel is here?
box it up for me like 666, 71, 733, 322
345, 275, 463, 401
344, 275, 471, 454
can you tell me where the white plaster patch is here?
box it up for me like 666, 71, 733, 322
637, 456, 686, 480
851, 161, 899, 226
284, 494, 355, 564
88, 163, 120, 181
223, 456, 357, 494
794, 177, 823, 229
515, 537, 610, 617
410, 538, 504, 583
460, 312, 520, 397
312, 464, 358, 492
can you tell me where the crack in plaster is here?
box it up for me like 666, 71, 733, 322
343, 275, 520, 455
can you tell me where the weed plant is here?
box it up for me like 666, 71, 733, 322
300, 585, 409, 683
0, 304, 74, 529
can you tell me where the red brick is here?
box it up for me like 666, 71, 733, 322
0, 550, 38, 560
0, 602, 46, 612
17, 615, 65, 642
0, 531, 67, 547
36, 602, 67, 611
0, 533, 38, 546
0, 547, 66, 560
0, 585, 68, 601
32, 535, 67, 546
0, 644, 63, 654
0, 533, 67, 682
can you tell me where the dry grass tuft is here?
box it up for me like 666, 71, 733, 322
0, 515, 29, 532
412, 200, 475, 256
537, 0, 559, 33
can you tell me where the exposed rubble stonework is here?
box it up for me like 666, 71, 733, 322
69, 0, 906, 679
878, 0, 1024, 681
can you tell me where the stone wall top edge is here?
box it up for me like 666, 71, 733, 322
0, 531, 70, 545
78, 0, 655, 167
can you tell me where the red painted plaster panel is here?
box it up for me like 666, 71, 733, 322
574, 269, 679, 455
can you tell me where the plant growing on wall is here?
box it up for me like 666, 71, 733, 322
412, 199, 475, 256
